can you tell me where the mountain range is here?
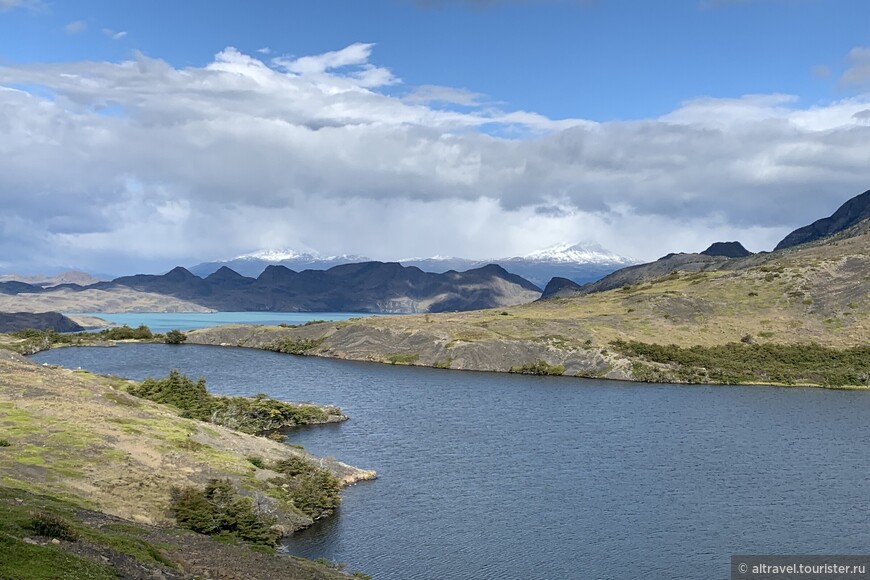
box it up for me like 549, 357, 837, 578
0, 262, 541, 314
187, 186, 870, 386
542, 188, 870, 299
190, 242, 637, 287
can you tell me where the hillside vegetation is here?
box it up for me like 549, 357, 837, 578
189, 224, 869, 387
0, 350, 374, 578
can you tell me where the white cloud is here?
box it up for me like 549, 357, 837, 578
273, 42, 376, 74
405, 85, 485, 106
0, 0, 42, 11
0, 44, 869, 274
64, 20, 86, 34
256, 47, 271, 55
102, 28, 127, 40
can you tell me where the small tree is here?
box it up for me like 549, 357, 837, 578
164, 329, 187, 344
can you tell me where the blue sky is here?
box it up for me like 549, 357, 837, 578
2, 0, 866, 120
1, 0, 869, 274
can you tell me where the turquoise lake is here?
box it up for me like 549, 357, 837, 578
67, 312, 379, 333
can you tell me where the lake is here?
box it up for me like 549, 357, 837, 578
66, 311, 380, 333
31, 344, 870, 580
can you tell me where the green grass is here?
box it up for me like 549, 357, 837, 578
0, 487, 173, 580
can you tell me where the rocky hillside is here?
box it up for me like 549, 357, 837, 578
188, 218, 869, 387
0, 312, 84, 333
0, 350, 374, 578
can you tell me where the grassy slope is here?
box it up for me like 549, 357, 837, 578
188, 230, 869, 387
0, 350, 374, 578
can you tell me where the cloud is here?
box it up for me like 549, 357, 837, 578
0, 0, 42, 11
102, 28, 128, 40
64, 20, 86, 34
273, 42, 376, 74
0, 44, 869, 274
811, 64, 831, 79
405, 85, 485, 106
840, 46, 870, 88
256, 47, 271, 55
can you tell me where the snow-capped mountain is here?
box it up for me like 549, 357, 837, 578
519, 242, 636, 265
401, 242, 638, 287
189, 249, 371, 278
190, 242, 637, 287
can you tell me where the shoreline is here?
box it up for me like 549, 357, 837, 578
182, 322, 870, 391
0, 349, 376, 577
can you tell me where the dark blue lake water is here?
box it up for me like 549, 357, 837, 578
31, 344, 870, 580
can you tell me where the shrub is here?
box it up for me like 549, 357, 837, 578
610, 339, 870, 387
29, 512, 79, 541
128, 370, 212, 421
170, 479, 279, 546
247, 456, 266, 469
0, 439, 10, 447
99, 324, 153, 340
272, 457, 342, 519
164, 329, 187, 344
266, 337, 323, 355
509, 360, 566, 376
273, 456, 318, 477
127, 371, 336, 434
385, 353, 419, 365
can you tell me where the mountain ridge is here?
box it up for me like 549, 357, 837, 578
1, 261, 542, 314
190, 242, 637, 287
774, 188, 870, 250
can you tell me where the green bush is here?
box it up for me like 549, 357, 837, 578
128, 370, 212, 421
164, 329, 187, 344
29, 512, 79, 541
0, 439, 10, 447
385, 353, 419, 365
170, 479, 278, 547
272, 458, 341, 519
509, 360, 566, 376
611, 339, 870, 387
98, 324, 153, 340
127, 371, 336, 434
266, 337, 323, 355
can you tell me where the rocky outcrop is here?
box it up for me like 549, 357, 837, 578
540, 277, 584, 299
701, 241, 753, 258
0, 311, 84, 333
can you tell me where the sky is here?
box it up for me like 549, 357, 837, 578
1, 0, 869, 275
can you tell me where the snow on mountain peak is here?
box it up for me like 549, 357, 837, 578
234, 249, 319, 261
519, 242, 636, 264
231, 249, 368, 262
